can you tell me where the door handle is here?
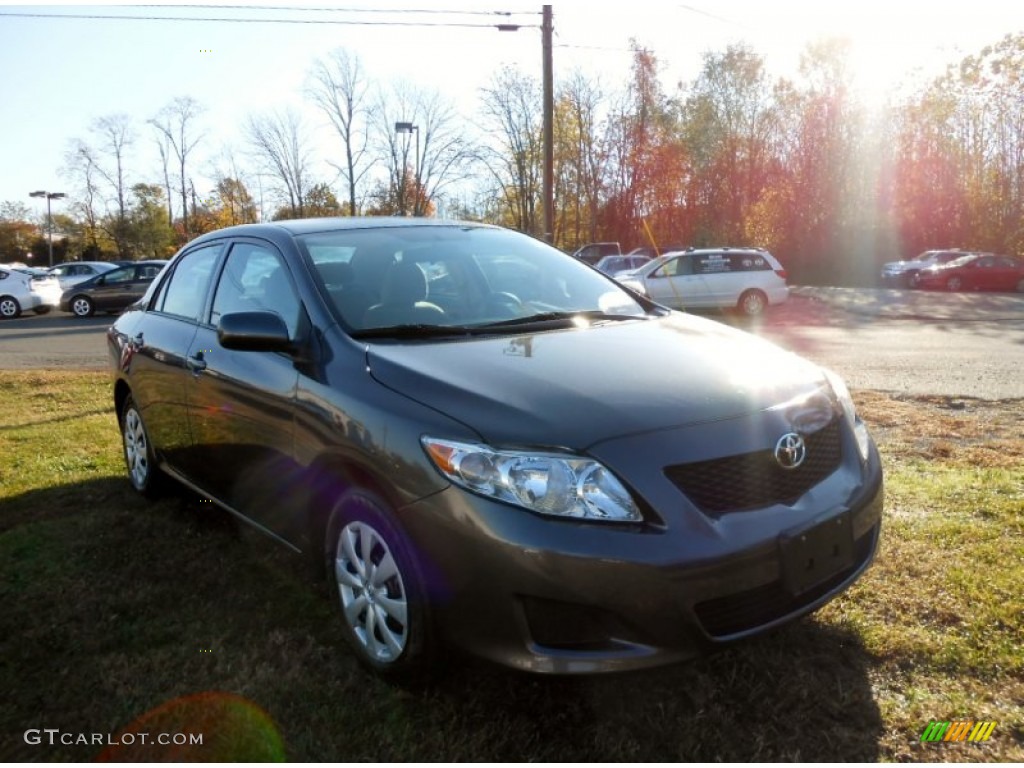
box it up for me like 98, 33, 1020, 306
186, 352, 207, 374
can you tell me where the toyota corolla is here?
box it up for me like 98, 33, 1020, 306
107, 218, 883, 677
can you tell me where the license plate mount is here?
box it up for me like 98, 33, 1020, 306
780, 512, 855, 595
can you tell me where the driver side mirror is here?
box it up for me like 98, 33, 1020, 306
217, 311, 293, 353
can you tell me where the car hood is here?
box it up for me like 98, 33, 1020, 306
365, 313, 827, 449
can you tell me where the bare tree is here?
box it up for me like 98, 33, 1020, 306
245, 108, 314, 219
149, 96, 205, 238
370, 82, 476, 216
307, 49, 372, 216
63, 114, 136, 257
478, 65, 543, 234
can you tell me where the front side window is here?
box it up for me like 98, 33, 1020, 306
104, 267, 135, 284
158, 247, 221, 320
211, 243, 300, 336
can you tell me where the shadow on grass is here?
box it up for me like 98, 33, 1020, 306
0, 477, 882, 762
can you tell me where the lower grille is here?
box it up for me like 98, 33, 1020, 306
664, 419, 842, 515
693, 526, 876, 638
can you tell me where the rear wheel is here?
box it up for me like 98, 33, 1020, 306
737, 289, 768, 316
121, 395, 164, 498
0, 296, 21, 319
71, 295, 95, 317
946, 276, 963, 291
325, 489, 433, 679
1017, 278, 1024, 293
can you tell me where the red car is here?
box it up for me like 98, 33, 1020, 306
915, 253, 1024, 292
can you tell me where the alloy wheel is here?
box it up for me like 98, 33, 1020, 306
0, 297, 20, 319
72, 297, 94, 317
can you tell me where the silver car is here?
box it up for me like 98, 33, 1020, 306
0, 265, 62, 318
48, 261, 119, 292
618, 247, 789, 316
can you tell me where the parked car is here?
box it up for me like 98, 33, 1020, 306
48, 261, 119, 292
880, 249, 971, 287
108, 218, 882, 678
0, 264, 62, 318
571, 241, 621, 266
60, 260, 167, 317
594, 253, 652, 275
625, 244, 687, 259
914, 253, 1024, 292
617, 247, 789, 316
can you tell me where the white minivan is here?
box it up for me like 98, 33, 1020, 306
617, 247, 789, 316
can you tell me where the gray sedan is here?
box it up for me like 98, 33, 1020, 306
107, 219, 881, 678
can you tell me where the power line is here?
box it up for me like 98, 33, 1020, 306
130, 4, 537, 16
0, 10, 536, 27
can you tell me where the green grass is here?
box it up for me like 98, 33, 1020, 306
1, 372, 1021, 761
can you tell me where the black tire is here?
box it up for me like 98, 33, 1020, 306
71, 295, 95, 317
0, 295, 21, 319
34, 306, 52, 315
120, 394, 165, 498
906, 271, 921, 289
1016, 278, 1024, 293
325, 489, 433, 680
737, 289, 768, 316
946, 276, 962, 292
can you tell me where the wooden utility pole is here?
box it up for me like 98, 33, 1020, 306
542, 4, 554, 244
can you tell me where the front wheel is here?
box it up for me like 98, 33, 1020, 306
71, 295, 95, 317
737, 289, 768, 316
0, 296, 21, 319
1016, 278, 1024, 293
325, 490, 433, 679
907, 271, 921, 288
121, 395, 164, 498
946, 276, 963, 291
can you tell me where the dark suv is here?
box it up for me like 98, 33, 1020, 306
109, 219, 882, 678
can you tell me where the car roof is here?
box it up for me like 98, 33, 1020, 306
190, 217, 499, 241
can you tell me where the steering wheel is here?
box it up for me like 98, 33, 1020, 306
483, 291, 524, 318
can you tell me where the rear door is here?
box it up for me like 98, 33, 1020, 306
125, 244, 223, 470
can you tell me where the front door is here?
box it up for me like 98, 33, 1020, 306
645, 254, 711, 309
185, 240, 304, 540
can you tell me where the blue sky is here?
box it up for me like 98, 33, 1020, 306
3, 0, 1022, 218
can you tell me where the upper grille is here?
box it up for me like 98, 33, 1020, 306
664, 419, 842, 515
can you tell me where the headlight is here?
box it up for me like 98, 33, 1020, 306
822, 368, 871, 462
421, 438, 642, 522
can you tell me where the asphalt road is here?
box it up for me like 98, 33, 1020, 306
1, 289, 1022, 400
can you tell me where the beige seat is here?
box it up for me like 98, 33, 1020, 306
362, 261, 445, 327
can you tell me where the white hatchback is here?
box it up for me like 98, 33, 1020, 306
0, 266, 63, 318
617, 247, 789, 316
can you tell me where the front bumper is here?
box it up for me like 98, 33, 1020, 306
400, 439, 883, 674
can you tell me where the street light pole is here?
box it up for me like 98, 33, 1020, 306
394, 121, 420, 216
29, 190, 66, 268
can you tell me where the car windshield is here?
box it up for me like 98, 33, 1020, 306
298, 225, 648, 334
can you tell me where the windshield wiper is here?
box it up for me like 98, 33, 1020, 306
350, 324, 473, 340
475, 310, 646, 329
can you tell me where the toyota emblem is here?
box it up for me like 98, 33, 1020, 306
774, 432, 807, 470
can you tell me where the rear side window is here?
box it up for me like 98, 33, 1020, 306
694, 253, 771, 274
157, 246, 221, 321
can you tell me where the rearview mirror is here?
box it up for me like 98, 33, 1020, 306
218, 311, 292, 353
